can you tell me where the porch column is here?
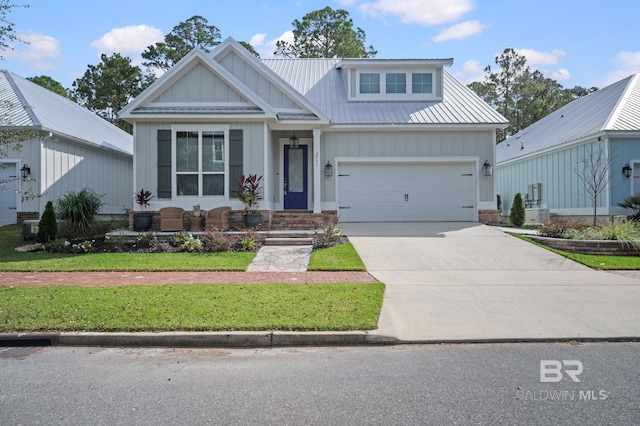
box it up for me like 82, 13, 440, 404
313, 128, 322, 213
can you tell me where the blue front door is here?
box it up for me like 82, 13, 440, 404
284, 144, 308, 209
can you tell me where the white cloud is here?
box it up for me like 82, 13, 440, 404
251, 31, 293, 59
432, 20, 486, 42
3, 32, 63, 71
515, 48, 566, 66
548, 68, 571, 81
600, 50, 640, 86
453, 59, 485, 84
358, 0, 475, 25
90, 25, 163, 55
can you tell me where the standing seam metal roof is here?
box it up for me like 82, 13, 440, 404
0, 70, 133, 156
497, 73, 640, 164
260, 58, 507, 126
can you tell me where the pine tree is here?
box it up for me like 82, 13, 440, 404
509, 193, 525, 228
37, 201, 58, 243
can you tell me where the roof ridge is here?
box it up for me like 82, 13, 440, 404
2, 70, 40, 127
602, 73, 639, 130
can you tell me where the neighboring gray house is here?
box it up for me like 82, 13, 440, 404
120, 38, 507, 225
496, 73, 640, 222
0, 70, 133, 225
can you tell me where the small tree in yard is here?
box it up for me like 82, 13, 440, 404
509, 192, 525, 227
573, 144, 612, 226
37, 201, 58, 243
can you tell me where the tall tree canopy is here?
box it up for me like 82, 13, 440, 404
469, 48, 597, 142
142, 15, 221, 72
275, 7, 377, 58
27, 75, 69, 97
71, 53, 152, 133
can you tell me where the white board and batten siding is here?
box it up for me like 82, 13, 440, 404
336, 158, 477, 222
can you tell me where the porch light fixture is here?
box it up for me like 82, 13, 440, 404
482, 160, 493, 177
324, 161, 333, 177
623, 163, 632, 178
21, 164, 31, 178
289, 132, 299, 149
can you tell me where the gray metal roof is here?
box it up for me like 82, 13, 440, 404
497, 73, 640, 164
261, 58, 508, 126
0, 70, 133, 156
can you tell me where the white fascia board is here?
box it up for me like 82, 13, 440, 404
325, 123, 507, 131
212, 38, 331, 123
338, 58, 454, 68
497, 132, 609, 167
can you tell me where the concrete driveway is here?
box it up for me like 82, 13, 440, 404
341, 222, 640, 342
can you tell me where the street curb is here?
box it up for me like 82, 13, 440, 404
1, 331, 400, 348
3, 332, 640, 348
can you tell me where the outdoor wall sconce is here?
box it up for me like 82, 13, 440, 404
289, 132, 299, 149
623, 163, 632, 178
21, 164, 31, 178
482, 160, 493, 176
325, 161, 333, 177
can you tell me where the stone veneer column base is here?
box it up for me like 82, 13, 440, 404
478, 209, 500, 225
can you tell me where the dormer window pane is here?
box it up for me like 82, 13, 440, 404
412, 73, 433, 93
360, 73, 380, 94
386, 73, 406, 93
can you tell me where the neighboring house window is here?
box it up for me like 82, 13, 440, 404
360, 73, 380, 94
174, 128, 228, 197
386, 73, 406, 94
412, 73, 433, 93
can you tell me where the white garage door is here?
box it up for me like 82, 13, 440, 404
338, 161, 476, 222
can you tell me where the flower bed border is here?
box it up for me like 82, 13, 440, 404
529, 235, 640, 256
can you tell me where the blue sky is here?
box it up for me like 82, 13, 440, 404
3, 0, 639, 91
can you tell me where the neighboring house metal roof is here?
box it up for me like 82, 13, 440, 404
497, 73, 640, 164
261, 58, 508, 126
0, 70, 133, 156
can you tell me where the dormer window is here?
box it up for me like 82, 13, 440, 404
359, 73, 380, 94
386, 73, 406, 94
341, 58, 452, 101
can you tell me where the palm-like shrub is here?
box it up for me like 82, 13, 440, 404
56, 188, 104, 233
509, 192, 525, 227
617, 193, 640, 221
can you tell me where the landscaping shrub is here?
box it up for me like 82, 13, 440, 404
539, 216, 585, 238
617, 193, 640, 221
202, 228, 238, 252
56, 188, 104, 233
37, 201, 58, 243
172, 231, 203, 252
238, 227, 263, 252
509, 192, 525, 228
567, 220, 640, 247
314, 216, 345, 248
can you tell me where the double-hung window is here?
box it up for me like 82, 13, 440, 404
174, 127, 228, 197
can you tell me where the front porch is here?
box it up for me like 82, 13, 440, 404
129, 210, 338, 232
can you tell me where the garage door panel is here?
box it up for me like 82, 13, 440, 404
338, 161, 476, 222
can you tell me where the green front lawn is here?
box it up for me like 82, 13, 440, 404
0, 283, 385, 332
308, 242, 366, 271
512, 233, 640, 270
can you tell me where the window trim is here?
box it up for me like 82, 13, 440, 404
353, 69, 437, 100
171, 124, 230, 199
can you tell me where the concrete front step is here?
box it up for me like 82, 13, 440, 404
264, 237, 314, 246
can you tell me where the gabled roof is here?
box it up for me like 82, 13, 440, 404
261, 58, 508, 127
497, 73, 640, 164
0, 70, 133, 156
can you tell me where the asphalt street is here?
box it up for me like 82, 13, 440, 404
1, 342, 639, 425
